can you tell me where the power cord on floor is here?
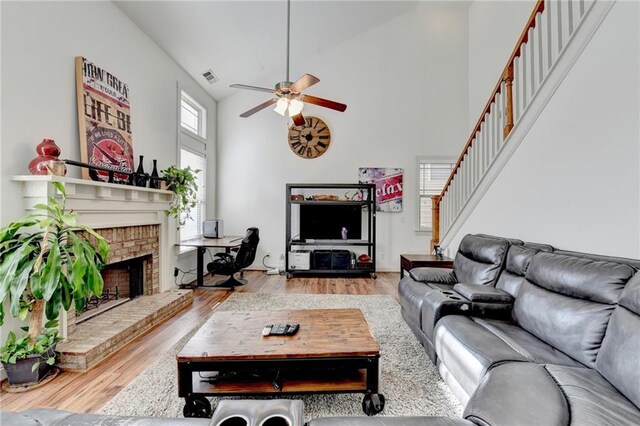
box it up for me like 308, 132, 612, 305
263, 254, 284, 275
174, 266, 199, 287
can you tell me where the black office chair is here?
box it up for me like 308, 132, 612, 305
207, 227, 259, 289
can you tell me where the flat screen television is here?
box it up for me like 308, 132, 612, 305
300, 205, 362, 240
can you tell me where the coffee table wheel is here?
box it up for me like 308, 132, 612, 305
370, 273, 377, 279
362, 393, 385, 416
183, 396, 212, 418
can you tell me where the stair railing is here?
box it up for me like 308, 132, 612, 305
432, 0, 595, 250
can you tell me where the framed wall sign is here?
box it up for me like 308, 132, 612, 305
75, 57, 133, 183
359, 167, 404, 212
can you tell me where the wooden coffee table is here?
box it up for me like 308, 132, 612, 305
176, 309, 384, 418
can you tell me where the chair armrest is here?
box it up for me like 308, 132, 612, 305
409, 267, 456, 284
214, 252, 235, 262
453, 283, 513, 303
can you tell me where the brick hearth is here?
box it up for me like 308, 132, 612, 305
57, 290, 193, 371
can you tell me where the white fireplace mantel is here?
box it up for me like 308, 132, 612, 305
12, 175, 177, 296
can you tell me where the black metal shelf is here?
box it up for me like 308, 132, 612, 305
286, 269, 374, 275
289, 240, 373, 247
285, 183, 376, 279
289, 200, 372, 206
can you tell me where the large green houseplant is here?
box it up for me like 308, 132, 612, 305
0, 182, 109, 384
162, 165, 200, 227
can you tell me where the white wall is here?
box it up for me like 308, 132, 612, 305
448, 0, 640, 258
467, 0, 536, 131
216, 2, 469, 271
0, 1, 216, 344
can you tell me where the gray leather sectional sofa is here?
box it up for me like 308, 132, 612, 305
396, 234, 640, 425
4, 234, 640, 425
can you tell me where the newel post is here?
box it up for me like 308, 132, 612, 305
503, 64, 515, 139
430, 195, 441, 253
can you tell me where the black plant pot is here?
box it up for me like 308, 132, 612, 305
2, 347, 55, 385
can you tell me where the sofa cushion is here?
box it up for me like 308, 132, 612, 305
309, 417, 474, 426
453, 235, 509, 286
464, 363, 570, 426
596, 273, 640, 409
2, 409, 210, 426
434, 315, 582, 399
495, 245, 544, 297
545, 365, 640, 425
513, 252, 634, 367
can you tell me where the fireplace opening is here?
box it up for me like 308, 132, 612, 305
76, 254, 152, 324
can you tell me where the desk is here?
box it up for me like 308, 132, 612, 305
177, 236, 243, 287
400, 254, 454, 278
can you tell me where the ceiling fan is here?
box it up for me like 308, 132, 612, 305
230, 0, 347, 126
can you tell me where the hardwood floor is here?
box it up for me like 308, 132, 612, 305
0, 271, 400, 413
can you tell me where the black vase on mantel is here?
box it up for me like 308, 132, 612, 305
149, 159, 160, 189
135, 155, 148, 187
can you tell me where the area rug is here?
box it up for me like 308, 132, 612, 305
99, 293, 463, 421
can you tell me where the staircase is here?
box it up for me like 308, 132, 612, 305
432, 0, 617, 250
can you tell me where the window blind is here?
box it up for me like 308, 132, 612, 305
180, 148, 207, 241
419, 161, 454, 230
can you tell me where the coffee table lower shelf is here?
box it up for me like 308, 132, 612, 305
177, 357, 384, 418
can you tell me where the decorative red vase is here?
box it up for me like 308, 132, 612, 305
28, 139, 66, 176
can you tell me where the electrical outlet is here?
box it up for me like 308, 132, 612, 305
174, 267, 179, 277
266, 251, 271, 258
279, 253, 285, 260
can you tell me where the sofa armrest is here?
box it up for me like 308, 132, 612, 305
421, 289, 472, 342
453, 284, 513, 303
464, 363, 569, 426
410, 267, 457, 284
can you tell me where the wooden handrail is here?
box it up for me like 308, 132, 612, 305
439, 0, 545, 199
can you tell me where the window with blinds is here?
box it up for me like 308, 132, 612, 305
418, 159, 455, 230
179, 148, 207, 241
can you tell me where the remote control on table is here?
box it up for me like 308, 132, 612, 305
261, 324, 300, 336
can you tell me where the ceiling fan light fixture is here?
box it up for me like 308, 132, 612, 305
288, 98, 304, 116
274, 97, 289, 116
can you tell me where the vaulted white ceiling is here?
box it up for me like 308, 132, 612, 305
114, 1, 426, 100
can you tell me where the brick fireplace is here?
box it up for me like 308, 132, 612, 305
70, 225, 160, 328
13, 175, 179, 339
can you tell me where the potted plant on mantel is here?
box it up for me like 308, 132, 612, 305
162, 165, 200, 227
0, 182, 109, 386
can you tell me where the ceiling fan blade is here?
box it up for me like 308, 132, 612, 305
289, 74, 320, 93
291, 113, 306, 126
240, 98, 277, 118
230, 84, 276, 94
301, 94, 347, 112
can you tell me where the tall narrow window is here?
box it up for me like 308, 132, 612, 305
179, 148, 206, 241
418, 158, 455, 230
179, 89, 208, 242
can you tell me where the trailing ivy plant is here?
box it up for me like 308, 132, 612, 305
0, 182, 109, 352
0, 320, 62, 372
162, 165, 200, 227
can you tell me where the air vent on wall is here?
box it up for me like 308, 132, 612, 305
202, 69, 219, 84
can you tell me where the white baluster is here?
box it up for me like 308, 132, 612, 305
491, 95, 502, 151
536, 13, 544, 84
567, 0, 574, 35
499, 81, 506, 144
556, 0, 564, 54
513, 57, 520, 121
528, 28, 536, 98
547, 0, 555, 70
